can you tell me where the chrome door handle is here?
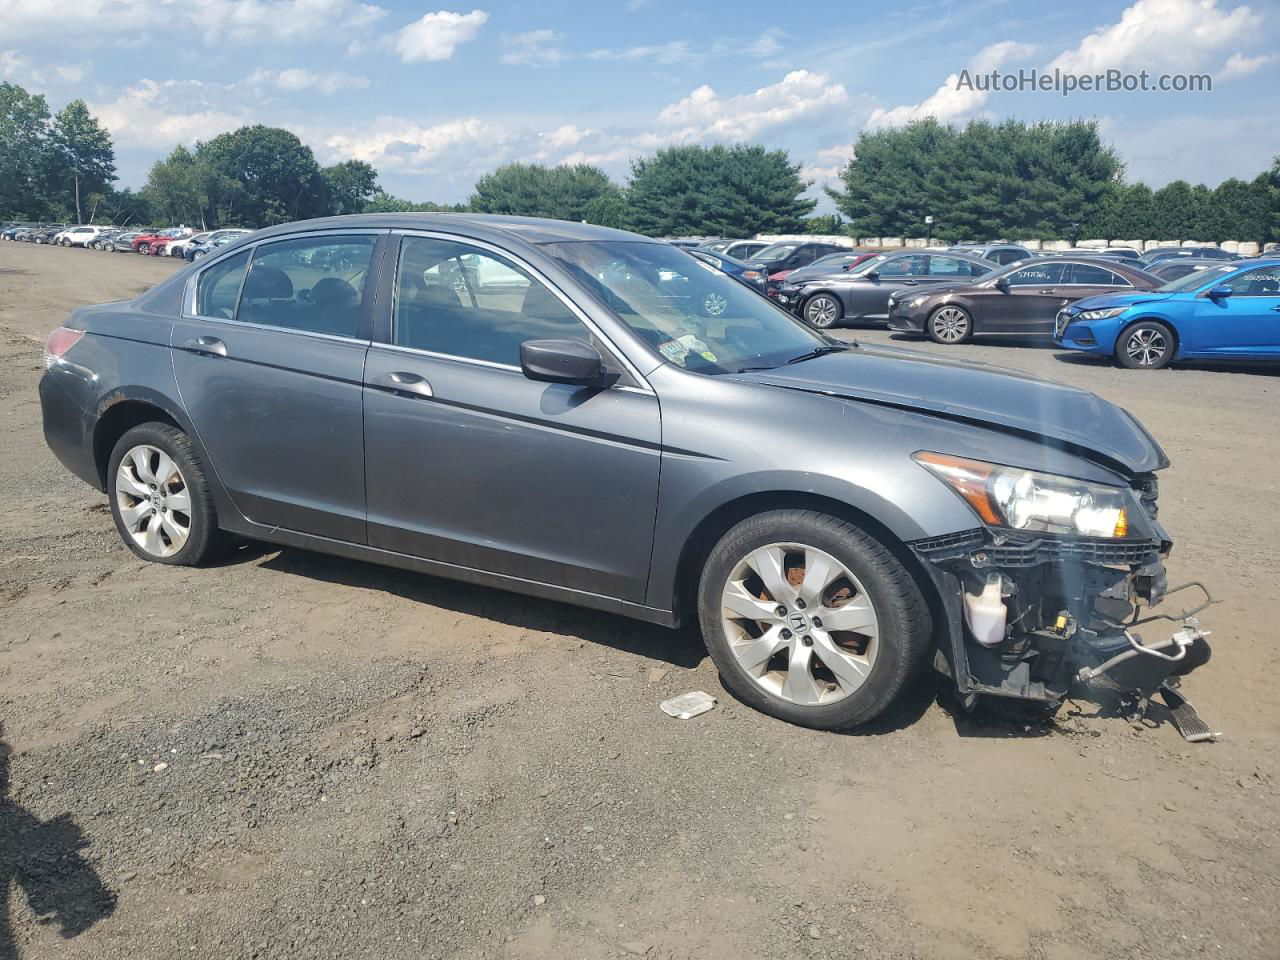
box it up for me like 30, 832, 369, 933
182, 335, 227, 357
1037, 288, 1057, 294
374, 371, 433, 398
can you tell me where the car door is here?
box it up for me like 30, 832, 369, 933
1190, 266, 1280, 354
1058, 262, 1135, 334
361, 232, 661, 602
982, 262, 1067, 332
846, 254, 930, 321
923, 254, 983, 289
170, 231, 384, 543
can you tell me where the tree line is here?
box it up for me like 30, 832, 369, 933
3, 78, 1277, 244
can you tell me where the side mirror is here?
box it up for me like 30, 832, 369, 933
864, 269, 880, 280
520, 339, 605, 386
1207, 285, 1233, 299
995, 277, 1011, 293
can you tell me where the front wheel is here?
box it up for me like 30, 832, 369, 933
107, 423, 228, 565
927, 305, 973, 344
1116, 321, 1174, 369
697, 510, 931, 731
803, 294, 842, 328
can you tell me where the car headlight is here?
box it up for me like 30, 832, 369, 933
1077, 307, 1127, 320
914, 452, 1130, 538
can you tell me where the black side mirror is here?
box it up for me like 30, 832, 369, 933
995, 276, 1011, 293
520, 339, 605, 386
1207, 285, 1233, 299
864, 269, 880, 280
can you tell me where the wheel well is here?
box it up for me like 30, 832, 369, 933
671, 491, 942, 629
1116, 316, 1180, 355
93, 401, 180, 487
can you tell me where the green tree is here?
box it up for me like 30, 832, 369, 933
197, 125, 328, 227
0, 82, 56, 219
1148, 180, 1203, 239
627, 144, 814, 237
361, 190, 466, 213
468, 163, 622, 222
141, 145, 209, 227
801, 213, 846, 234
322, 160, 380, 215
1086, 182, 1154, 239
52, 99, 116, 224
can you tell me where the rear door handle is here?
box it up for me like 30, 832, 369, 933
373, 371, 434, 398
181, 335, 227, 357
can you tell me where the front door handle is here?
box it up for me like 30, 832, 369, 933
1037, 288, 1057, 294
182, 335, 227, 357
1271, 304, 1280, 312
374, 371, 434, 398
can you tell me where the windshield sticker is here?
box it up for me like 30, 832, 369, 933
658, 334, 717, 366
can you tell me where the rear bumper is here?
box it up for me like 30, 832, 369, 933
39, 363, 102, 491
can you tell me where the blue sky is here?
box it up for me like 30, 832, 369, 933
2, 0, 1277, 208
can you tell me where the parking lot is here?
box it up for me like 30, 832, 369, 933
2, 240, 1278, 960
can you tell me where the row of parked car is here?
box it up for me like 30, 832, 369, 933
1, 222, 252, 261
669, 235, 1280, 369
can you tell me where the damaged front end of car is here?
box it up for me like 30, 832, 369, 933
908, 452, 1218, 741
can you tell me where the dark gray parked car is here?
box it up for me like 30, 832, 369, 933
777, 251, 999, 328
38, 215, 1213, 734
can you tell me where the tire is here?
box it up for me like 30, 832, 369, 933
697, 509, 932, 731
137, 243, 150, 255
1115, 320, 1175, 369
107, 423, 229, 566
803, 294, 842, 329
927, 305, 973, 344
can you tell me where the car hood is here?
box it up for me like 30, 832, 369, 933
1067, 291, 1175, 312
732, 343, 1168, 475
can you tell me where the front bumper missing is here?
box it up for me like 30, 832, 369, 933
910, 528, 1219, 741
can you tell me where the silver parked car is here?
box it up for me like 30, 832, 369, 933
38, 215, 1213, 734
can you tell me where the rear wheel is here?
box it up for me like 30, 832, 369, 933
928, 305, 973, 344
137, 242, 150, 255
1116, 321, 1174, 369
107, 423, 228, 565
697, 510, 931, 730
803, 294, 842, 328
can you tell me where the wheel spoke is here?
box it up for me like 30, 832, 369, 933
820, 595, 877, 636
119, 501, 152, 529
154, 451, 178, 488
744, 546, 796, 605
166, 488, 191, 512
813, 633, 871, 694
731, 625, 787, 675
142, 512, 164, 555
130, 447, 155, 484
160, 512, 189, 550
723, 579, 782, 623
780, 643, 823, 705
799, 549, 839, 608
116, 469, 150, 499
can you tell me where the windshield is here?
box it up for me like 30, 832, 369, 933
544, 241, 831, 375
753, 243, 798, 260
1158, 264, 1235, 292
846, 253, 891, 276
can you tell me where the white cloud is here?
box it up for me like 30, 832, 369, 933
657, 70, 848, 141
1049, 0, 1260, 73
587, 40, 692, 65
801, 142, 857, 185
501, 29, 565, 66
0, 48, 90, 88
249, 67, 370, 93
868, 40, 1034, 128
321, 115, 508, 173
89, 80, 247, 148
392, 9, 488, 63
1219, 51, 1276, 79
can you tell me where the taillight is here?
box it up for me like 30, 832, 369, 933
44, 327, 84, 368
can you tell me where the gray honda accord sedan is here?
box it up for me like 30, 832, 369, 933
38, 215, 1213, 734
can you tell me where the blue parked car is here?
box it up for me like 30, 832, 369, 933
1054, 259, 1280, 368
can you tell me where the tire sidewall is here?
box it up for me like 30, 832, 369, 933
928, 305, 972, 344
697, 511, 929, 730
1116, 321, 1174, 369
106, 423, 219, 565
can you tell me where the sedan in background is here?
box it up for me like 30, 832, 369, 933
697, 238, 770, 261
1055, 259, 1280, 368
1140, 246, 1235, 265
887, 257, 1161, 343
949, 242, 1032, 265
779, 251, 997, 328
746, 240, 849, 284
1146, 258, 1222, 283
689, 250, 769, 293
187, 233, 247, 260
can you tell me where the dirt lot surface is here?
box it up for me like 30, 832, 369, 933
1, 240, 1278, 960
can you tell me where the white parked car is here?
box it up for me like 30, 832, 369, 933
169, 228, 249, 258
54, 225, 107, 247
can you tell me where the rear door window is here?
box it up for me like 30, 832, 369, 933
235, 236, 377, 338
1065, 262, 1129, 286
1007, 263, 1066, 286
925, 256, 972, 277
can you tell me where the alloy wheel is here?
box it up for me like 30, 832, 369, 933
719, 543, 879, 706
931, 306, 970, 343
805, 296, 840, 328
115, 444, 192, 558
1125, 328, 1167, 366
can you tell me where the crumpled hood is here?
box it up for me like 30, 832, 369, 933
1067, 291, 1174, 312
733, 343, 1168, 475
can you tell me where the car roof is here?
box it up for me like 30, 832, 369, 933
245, 213, 646, 246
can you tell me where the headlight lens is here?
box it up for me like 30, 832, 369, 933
1077, 307, 1127, 320
914, 452, 1130, 538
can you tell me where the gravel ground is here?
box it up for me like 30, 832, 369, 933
1, 241, 1278, 960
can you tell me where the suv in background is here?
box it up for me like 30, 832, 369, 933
949, 242, 1032, 266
